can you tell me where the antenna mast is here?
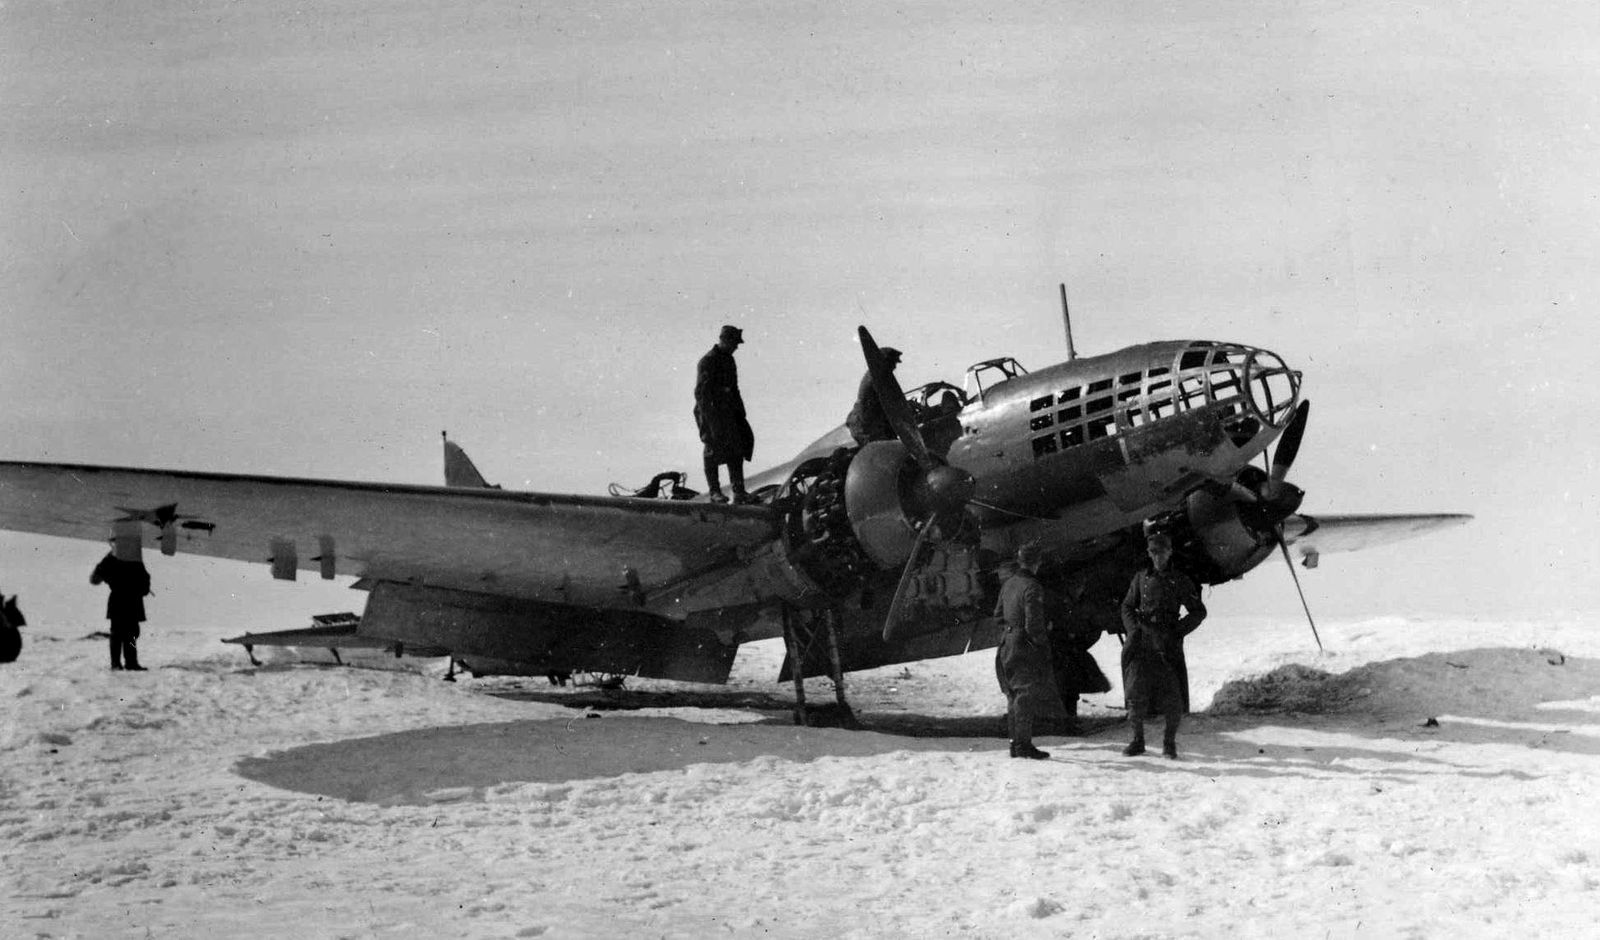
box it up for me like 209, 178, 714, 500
1059, 283, 1078, 360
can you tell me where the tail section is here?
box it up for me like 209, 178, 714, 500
442, 431, 499, 489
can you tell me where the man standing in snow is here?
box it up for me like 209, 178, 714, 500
1119, 531, 1206, 758
994, 543, 1054, 760
1049, 604, 1109, 736
91, 542, 152, 671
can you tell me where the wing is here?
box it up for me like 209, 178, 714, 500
0, 461, 778, 610
1280, 512, 1472, 564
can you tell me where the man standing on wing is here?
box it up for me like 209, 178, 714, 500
693, 325, 755, 504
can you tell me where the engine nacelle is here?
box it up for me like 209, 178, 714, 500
1175, 487, 1278, 584
772, 443, 983, 611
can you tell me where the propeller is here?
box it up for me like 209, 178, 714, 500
1261, 399, 1321, 650
858, 326, 978, 642
1265, 400, 1310, 503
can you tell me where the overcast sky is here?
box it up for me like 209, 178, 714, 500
3, 0, 1597, 623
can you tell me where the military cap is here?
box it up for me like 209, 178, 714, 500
881, 346, 903, 364
1016, 543, 1044, 568
719, 324, 744, 344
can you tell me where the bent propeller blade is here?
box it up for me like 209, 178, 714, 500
857, 325, 935, 471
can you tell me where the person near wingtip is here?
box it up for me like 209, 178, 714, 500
994, 543, 1054, 760
91, 542, 152, 671
0, 590, 23, 664
1119, 531, 1206, 758
845, 346, 903, 445
693, 324, 756, 504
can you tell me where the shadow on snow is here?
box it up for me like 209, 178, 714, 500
234, 647, 1600, 803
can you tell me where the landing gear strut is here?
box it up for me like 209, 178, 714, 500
781, 606, 859, 729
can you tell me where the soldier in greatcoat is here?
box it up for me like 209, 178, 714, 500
91, 545, 152, 671
1119, 531, 1205, 758
994, 543, 1054, 760
694, 325, 755, 503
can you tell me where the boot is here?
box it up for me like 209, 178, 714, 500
1010, 741, 1051, 760
1060, 696, 1083, 736
1123, 722, 1146, 757
704, 460, 726, 503
1161, 740, 1178, 759
123, 640, 146, 671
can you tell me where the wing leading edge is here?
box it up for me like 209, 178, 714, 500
1280, 512, 1472, 565
0, 461, 778, 609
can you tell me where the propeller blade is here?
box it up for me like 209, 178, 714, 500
858, 326, 935, 471
881, 512, 944, 643
1276, 528, 1323, 652
1270, 400, 1311, 485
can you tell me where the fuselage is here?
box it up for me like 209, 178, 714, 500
748, 339, 1301, 561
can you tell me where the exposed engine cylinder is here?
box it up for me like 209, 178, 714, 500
774, 451, 879, 598
772, 443, 985, 609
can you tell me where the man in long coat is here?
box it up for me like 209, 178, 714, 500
1049, 600, 1109, 735
91, 544, 152, 671
994, 543, 1054, 759
845, 346, 902, 445
694, 325, 755, 503
1119, 531, 1206, 758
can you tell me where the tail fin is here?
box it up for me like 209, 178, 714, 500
442, 431, 499, 488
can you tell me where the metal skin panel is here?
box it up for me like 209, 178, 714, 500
949, 342, 1281, 510
0, 462, 778, 610
359, 582, 739, 683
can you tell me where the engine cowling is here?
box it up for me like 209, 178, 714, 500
841, 440, 924, 569
1178, 487, 1277, 583
1164, 464, 1306, 585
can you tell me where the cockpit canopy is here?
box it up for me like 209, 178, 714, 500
963, 357, 1029, 400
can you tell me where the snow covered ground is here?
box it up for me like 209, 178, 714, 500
4, 611, 1599, 938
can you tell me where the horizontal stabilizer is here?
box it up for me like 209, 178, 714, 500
221, 617, 448, 658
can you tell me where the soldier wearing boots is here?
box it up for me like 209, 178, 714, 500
994, 543, 1053, 760
693, 325, 756, 504
91, 544, 152, 671
1118, 531, 1205, 758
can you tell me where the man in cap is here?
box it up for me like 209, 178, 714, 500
90, 539, 153, 671
845, 346, 903, 446
993, 542, 1054, 759
694, 325, 756, 504
1118, 530, 1206, 758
